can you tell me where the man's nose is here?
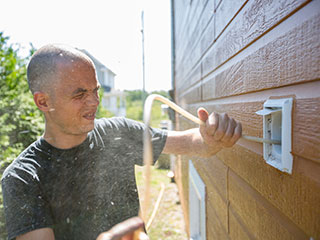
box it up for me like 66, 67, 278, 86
86, 93, 100, 107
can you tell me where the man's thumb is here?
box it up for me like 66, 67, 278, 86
197, 108, 209, 123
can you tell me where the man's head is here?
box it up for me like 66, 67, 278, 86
27, 44, 101, 144
27, 44, 94, 94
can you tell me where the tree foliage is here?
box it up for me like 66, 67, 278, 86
96, 88, 115, 119
124, 89, 169, 127
0, 32, 45, 239
124, 90, 144, 121
0, 32, 44, 172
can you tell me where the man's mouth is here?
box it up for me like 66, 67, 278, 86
83, 112, 96, 120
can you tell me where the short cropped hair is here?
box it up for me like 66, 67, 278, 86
27, 44, 94, 94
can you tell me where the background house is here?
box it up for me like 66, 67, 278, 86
80, 49, 126, 117
171, 0, 320, 239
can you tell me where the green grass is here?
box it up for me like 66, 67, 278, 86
135, 164, 188, 240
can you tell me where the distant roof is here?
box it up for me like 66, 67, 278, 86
78, 49, 116, 76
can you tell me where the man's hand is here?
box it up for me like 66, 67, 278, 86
163, 108, 242, 157
198, 108, 242, 151
96, 217, 149, 240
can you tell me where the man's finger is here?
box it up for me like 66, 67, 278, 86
205, 112, 219, 136
197, 107, 209, 123
221, 117, 236, 143
229, 122, 242, 146
213, 113, 229, 141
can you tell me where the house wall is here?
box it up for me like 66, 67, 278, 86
103, 70, 115, 89
172, 0, 320, 239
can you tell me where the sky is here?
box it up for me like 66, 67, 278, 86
0, 0, 172, 92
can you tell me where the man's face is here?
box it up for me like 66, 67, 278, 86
46, 59, 100, 137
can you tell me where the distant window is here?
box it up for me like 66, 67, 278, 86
189, 160, 206, 240
102, 85, 111, 92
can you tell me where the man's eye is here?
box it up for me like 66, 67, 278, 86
75, 93, 85, 99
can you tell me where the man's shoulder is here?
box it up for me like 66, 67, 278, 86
1, 138, 44, 182
94, 117, 144, 131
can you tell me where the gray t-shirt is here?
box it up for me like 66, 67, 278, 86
1, 117, 167, 240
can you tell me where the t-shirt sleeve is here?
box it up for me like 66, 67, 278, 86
143, 123, 168, 165
97, 117, 168, 166
124, 118, 168, 166
1, 167, 53, 240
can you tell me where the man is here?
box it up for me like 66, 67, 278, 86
1, 44, 242, 240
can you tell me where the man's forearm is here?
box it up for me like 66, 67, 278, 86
162, 129, 222, 158
162, 110, 241, 158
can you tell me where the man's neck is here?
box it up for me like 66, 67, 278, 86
43, 130, 88, 149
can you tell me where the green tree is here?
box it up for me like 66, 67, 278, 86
0, 32, 44, 239
149, 90, 170, 128
124, 89, 170, 127
125, 90, 144, 121
0, 33, 43, 171
125, 89, 143, 102
96, 88, 115, 119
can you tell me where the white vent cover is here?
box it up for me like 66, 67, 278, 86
256, 98, 293, 174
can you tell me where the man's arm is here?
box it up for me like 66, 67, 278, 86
162, 108, 242, 157
16, 228, 55, 240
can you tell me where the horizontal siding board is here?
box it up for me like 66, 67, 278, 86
175, 1, 213, 86
202, 0, 309, 78
293, 97, 320, 162
200, 15, 215, 64
196, 157, 229, 233
175, 111, 198, 131
174, 0, 191, 51
175, 48, 202, 89
215, 0, 247, 40
202, 60, 245, 100
175, 1, 208, 62
294, 156, 320, 186
199, 0, 215, 50
173, 0, 188, 36
229, 170, 308, 240
214, 0, 222, 11
181, 1, 204, 54
207, 205, 229, 240
197, 156, 228, 201
206, 180, 228, 233
203, 12, 320, 100
176, 64, 201, 94
207, 203, 230, 240
218, 146, 320, 238
229, 206, 255, 240
177, 84, 202, 105
175, 1, 205, 66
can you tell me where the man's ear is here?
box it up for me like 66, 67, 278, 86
33, 91, 50, 112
